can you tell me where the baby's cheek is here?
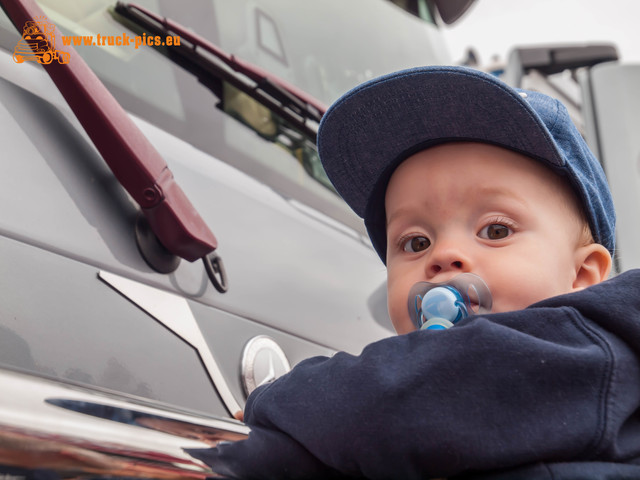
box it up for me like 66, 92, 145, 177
392, 314, 414, 334
387, 269, 421, 334
492, 285, 550, 313
389, 298, 415, 334
386, 293, 410, 334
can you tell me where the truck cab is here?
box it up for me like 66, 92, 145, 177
0, 0, 460, 476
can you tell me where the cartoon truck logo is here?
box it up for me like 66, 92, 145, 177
13, 19, 70, 64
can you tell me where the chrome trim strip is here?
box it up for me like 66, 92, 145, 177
0, 367, 248, 476
98, 270, 243, 415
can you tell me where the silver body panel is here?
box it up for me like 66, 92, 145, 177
582, 63, 640, 272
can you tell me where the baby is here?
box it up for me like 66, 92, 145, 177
191, 66, 640, 480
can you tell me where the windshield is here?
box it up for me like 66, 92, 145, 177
0, 0, 449, 224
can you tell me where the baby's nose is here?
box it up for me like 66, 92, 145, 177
426, 243, 471, 277
429, 259, 464, 275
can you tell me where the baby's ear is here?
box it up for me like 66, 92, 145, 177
573, 243, 612, 290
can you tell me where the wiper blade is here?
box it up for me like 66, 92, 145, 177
113, 2, 327, 142
1, 0, 218, 263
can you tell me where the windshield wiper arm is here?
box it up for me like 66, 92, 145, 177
113, 2, 327, 142
1, 0, 218, 263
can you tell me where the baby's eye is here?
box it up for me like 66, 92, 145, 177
478, 224, 512, 240
402, 236, 431, 253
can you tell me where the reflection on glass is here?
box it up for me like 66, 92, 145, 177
222, 83, 335, 193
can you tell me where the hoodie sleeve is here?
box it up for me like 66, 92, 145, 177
194, 271, 640, 480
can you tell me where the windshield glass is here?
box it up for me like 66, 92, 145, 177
0, 0, 449, 221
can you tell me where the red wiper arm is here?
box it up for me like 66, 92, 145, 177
117, 2, 327, 121
1, 0, 217, 262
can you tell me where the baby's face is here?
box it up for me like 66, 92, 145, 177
385, 142, 588, 334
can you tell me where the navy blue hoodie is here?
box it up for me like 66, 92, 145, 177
190, 270, 640, 479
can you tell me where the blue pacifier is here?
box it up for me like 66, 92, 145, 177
408, 273, 492, 330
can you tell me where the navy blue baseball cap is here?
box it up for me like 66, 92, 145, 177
317, 66, 616, 262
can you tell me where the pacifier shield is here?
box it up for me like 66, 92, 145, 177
408, 273, 492, 330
